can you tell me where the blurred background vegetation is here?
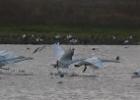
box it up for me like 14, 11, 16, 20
0, 0, 140, 44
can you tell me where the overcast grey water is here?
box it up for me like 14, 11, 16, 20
0, 45, 140, 100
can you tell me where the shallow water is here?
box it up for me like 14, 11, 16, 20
0, 45, 140, 100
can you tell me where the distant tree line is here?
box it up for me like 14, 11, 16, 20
0, 0, 140, 26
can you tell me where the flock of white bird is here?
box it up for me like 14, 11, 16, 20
0, 43, 139, 78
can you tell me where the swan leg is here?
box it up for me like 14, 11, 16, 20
82, 65, 87, 73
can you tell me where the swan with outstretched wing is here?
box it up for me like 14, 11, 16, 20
74, 56, 120, 72
51, 43, 78, 69
51, 43, 120, 77
0, 50, 33, 70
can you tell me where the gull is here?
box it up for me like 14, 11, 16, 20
55, 34, 61, 39
0, 50, 33, 70
129, 35, 133, 39
51, 43, 120, 77
124, 40, 129, 44
112, 35, 116, 40
69, 39, 78, 44
66, 34, 72, 40
22, 34, 26, 39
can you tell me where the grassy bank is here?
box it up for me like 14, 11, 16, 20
0, 25, 140, 44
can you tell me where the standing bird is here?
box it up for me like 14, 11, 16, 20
0, 50, 33, 70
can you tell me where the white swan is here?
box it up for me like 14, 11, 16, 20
0, 50, 33, 70
51, 43, 120, 77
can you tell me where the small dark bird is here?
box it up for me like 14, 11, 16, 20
57, 81, 63, 84
26, 48, 30, 50
92, 48, 96, 50
116, 56, 120, 61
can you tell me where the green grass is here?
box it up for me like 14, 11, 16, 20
0, 25, 140, 44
